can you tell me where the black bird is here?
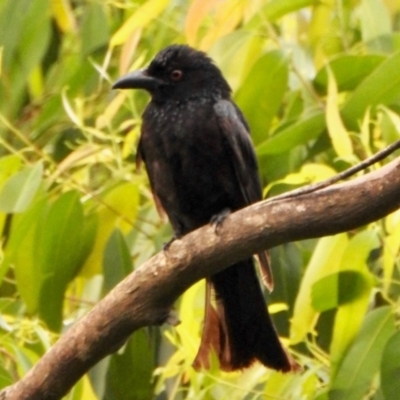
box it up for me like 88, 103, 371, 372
113, 45, 296, 372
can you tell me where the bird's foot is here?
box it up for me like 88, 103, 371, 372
210, 208, 231, 235
152, 309, 181, 326
163, 234, 181, 251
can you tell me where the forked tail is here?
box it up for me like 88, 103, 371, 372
192, 259, 297, 372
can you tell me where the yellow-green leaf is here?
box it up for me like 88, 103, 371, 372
80, 182, 139, 277
330, 307, 395, 400
329, 231, 378, 376
235, 50, 288, 144
326, 68, 353, 159
185, 0, 216, 46
0, 46, 3, 77
9, 198, 48, 313
50, 0, 76, 32
265, 163, 336, 194
200, 0, 245, 50
0, 162, 43, 213
110, 0, 169, 47
383, 210, 400, 293
360, 0, 391, 43
290, 234, 348, 344
381, 331, 400, 400
38, 191, 88, 331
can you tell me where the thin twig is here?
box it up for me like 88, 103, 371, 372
268, 138, 400, 203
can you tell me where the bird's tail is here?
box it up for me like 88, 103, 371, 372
192, 259, 297, 372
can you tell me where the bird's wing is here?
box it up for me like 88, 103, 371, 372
214, 99, 261, 204
214, 99, 274, 291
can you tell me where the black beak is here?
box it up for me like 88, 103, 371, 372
112, 69, 162, 91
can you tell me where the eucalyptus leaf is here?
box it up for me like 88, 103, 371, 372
103, 331, 154, 400
311, 271, 370, 312
37, 191, 92, 331
235, 50, 288, 144
257, 112, 325, 155
0, 163, 43, 213
330, 307, 395, 400
81, 2, 109, 56
342, 50, 400, 129
381, 331, 400, 400
314, 55, 385, 93
103, 229, 132, 293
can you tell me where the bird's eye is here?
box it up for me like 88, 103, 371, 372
170, 69, 183, 81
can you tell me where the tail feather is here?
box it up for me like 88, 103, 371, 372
257, 251, 274, 292
192, 281, 223, 370
192, 259, 297, 372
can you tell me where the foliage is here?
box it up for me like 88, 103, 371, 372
1, 0, 400, 399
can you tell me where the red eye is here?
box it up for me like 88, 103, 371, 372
170, 69, 183, 81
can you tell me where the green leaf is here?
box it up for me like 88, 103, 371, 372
0, 0, 51, 116
103, 229, 132, 293
342, 50, 400, 130
12, 344, 40, 375
0, 155, 22, 235
0, 154, 22, 188
8, 197, 49, 312
0, 162, 43, 213
110, 0, 169, 47
381, 331, 400, 400
18, 0, 51, 74
0, 0, 32, 67
330, 231, 378, 376
37, 191, 90, 331
314, 391, 329, 400
247, 0, 317, 26
311, 271, 370, 312
290, 234, 348, 344
330, 306, 395, 400
210, 30, 265, 92
81, 2, 109, 56
80, 182, 139, 277
256, 112, 326, 156
257, 111, 325, 155
264, 366, 319, 399
325, 68, 352, 158
382, 209, 400, 295
314, 55, 385, 93
104, 331, 154, 400
235, 50, 288, 144
0, 364, 13, 389
359, 0, 391, 43
379, 105, 400, 146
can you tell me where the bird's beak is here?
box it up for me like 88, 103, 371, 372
112, 69, 162, 91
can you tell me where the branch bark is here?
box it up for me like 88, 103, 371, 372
2, 157, 400, 400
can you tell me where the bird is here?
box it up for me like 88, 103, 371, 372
113, 44, 296, 372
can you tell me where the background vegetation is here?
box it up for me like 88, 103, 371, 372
1, 0, 400, 398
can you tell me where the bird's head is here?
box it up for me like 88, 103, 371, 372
112, 45, 231, 103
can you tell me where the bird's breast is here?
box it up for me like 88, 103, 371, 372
141, 100, 236, 229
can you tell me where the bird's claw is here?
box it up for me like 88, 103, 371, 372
210, 208, 231, 234
163, 236, 176, 251
163, 233, 182, 251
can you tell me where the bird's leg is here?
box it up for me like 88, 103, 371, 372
151, 307, 181, 326
210, 208, 231, 235
163, 225, 183, 251
163, 235, 179, 251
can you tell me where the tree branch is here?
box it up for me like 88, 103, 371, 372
2, 157, 400, 400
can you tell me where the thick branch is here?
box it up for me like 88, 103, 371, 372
2, 157, 400, 400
